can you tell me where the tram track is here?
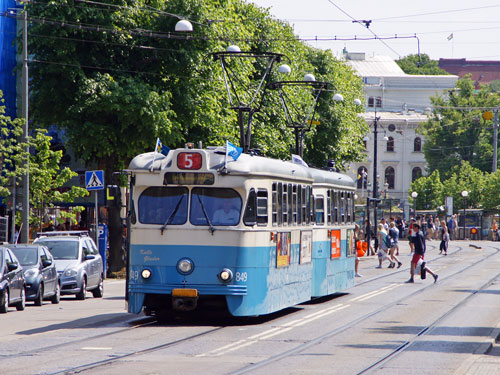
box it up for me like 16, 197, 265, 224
48, 326, 225, 375
224, 245, 500, 375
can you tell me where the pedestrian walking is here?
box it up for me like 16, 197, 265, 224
433, 217, 441, 240
409, 218, 417, 253
376, 224, 396, 269
491, 220, 498, 241
354, 224, 362, 277
439, 220, 449, 255
447, 214, 456, 240
426, 215, 435, 240
406, 223, 438, 283
389, 222, 402, 267
364, 219, 375, 256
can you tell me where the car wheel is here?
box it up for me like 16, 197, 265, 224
0, 289, 9, 313
34, 284, 43, 306
15, 288, 25, 311
51, 283, 61, 304
92, 275, 103, 298
76, 278, 86, 300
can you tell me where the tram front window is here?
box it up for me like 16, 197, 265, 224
190, 188, 242, 226
138, 187, 188, 225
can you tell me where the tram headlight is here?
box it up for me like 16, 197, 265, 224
176, 258, 194, 275
218, 268, 233, 283
141, 269, 152, 279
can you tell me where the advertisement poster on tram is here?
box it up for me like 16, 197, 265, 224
277, 232, 291, 267
300, 231, 312, 264
330, 229, 341, 258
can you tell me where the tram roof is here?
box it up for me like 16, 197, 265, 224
128, 148, 354, 188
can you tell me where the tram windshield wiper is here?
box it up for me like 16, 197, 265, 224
160, 195, 185, 235
196, 194, 215, 235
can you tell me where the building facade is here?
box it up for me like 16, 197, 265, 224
344, 52, 458, 207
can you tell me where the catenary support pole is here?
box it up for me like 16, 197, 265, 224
20, 8, 29, 243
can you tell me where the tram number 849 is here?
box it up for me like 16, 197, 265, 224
235, 272, 248, 282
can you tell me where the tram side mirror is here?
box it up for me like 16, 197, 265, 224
7, 262, 18, 272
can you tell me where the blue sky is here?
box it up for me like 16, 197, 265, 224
250, 0, 500, 60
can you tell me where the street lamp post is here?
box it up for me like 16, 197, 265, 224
411, 191, 418, 218
461, 190, 468, 240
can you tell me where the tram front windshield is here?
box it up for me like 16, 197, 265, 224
191, 188, 242, 226
138, 187, 188, 225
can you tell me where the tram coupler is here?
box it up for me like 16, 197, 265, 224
171, 289, 199, 312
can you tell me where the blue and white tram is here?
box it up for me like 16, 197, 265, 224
126, 145, 356, 317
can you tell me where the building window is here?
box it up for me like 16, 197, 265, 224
414, 137, 422, 152
357, 166, 368, 189
385, 167, 395, 189
368, 96, 382, 108
386, 136, 394, 152
412, 167, 422, 182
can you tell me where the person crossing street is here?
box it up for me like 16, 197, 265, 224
406, 223, 438, 284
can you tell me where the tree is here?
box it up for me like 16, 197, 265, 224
420, 77, 500, 179
409, 170, 444, 210
0, 92, 28, 205
396, 54, 449, 75
26, 0, 366, 271
29, 129, 89, 232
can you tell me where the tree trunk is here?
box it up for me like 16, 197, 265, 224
103, 158, 125, 275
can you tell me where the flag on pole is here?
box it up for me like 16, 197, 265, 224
227, 141, 242, 161
155, 138, 170, 156
447, 33, 453, 41
224, 141, 243, 169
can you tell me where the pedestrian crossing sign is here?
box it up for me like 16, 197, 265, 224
85, 170, 105, 191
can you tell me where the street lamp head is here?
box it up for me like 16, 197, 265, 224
333, 93, 344, 102
353, 98, 362, 106
461, 190, 469, 198
175, 19, 193, 32
226, 45, 241, 53
411, 191, 418, 198
304, 73, 316, 82
363, 135, 370, 142
278, 64, 291, 74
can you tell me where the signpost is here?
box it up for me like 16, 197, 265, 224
85, 170, 104, 248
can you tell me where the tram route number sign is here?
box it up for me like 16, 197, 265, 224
85, 170, 105, 191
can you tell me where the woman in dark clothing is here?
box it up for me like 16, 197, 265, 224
439, 220, 449, 255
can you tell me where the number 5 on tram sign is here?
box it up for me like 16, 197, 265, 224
85, 170, 105, 191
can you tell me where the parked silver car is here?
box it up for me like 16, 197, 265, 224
7, 244, 60, 305
34, 231, 103, 300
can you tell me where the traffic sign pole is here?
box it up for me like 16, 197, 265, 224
95, 191, 99, 250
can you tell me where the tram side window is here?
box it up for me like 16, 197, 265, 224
315, 196, 325, 225
327, 190, 332, 224
288, 184, 293, 225
306, 186, 312, 224
278, 182, 283, 226
243, 188, 268, 226
272, 183, 277, 226
292, 185, 298, 224
332, 191, 338, 224
346, 192, 351, 223
297, 185, 302, 224
282, 184, 288, 225
190, 187, 242, 226
340, 191, 345, 223
138, 187, 188, 225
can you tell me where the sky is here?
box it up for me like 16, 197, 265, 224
250, 0, 500, 61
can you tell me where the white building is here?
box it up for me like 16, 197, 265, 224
344, 52, 458, 204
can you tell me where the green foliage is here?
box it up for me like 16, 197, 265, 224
26, 0, 366, 169
29, 129, 89, 228
420, 77, 500, 179
0, 92, 28, 202
396, 54, 449, 75
409, 170, 444, 210
489, 80, 500, 92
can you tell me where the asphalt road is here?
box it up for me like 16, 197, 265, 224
0, 240, 499, 375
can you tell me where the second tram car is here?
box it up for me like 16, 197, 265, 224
126, 145, 356, 318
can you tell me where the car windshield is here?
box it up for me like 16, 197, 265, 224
11, 248, 38, 266
190, 188, 242, 226
138, 186, 188, 225
0, 250, 3, 266
38, 240, 79, 260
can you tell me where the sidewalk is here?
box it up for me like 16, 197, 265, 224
357, 239, 500, 374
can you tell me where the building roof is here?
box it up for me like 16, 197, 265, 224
345, 53, 406, 77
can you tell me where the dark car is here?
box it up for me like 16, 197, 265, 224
34, 231, 103, 300
7, 244, 60, 305
0, 246, 26, 313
